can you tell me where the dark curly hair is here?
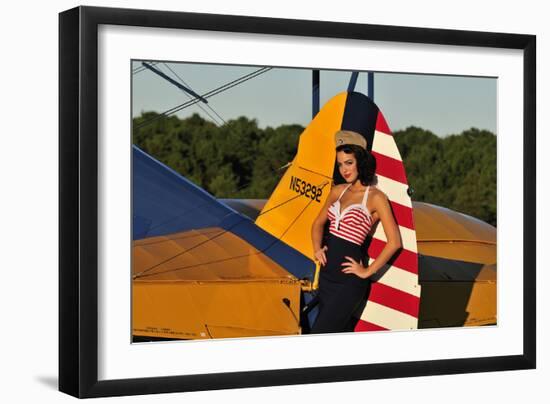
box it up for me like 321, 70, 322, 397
334, 144, 376, 186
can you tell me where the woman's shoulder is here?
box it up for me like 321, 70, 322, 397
368, 185, 388, 201
332, 183, 348, 192
327, 183, 347, 201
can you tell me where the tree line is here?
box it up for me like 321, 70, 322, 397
133, 112, 496, 226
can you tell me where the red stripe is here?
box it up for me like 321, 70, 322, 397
341, 217, 365, 226
372, 151, 408, 185
341, 218, 369, 228
339, 216, 369, 230
337, 221, 370, 241
338, 222, 369, 240
368, 238, 418, 274
390, 201, 415, 230
375, 111, 391, 134
354, 319, 388, 332
343, 210, 369, 221
368, 282, 420, 318
331, 230, 362, 245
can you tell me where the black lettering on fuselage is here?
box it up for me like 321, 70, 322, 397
289, 176, 322, 202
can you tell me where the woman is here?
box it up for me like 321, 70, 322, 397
309, 130, 402, 334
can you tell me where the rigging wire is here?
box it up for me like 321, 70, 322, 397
136, 165, 307, 245
142, 62, 208, 104
133, 67, 272, 130
156, 64, 224, 126
162, 63, 228, 127
134, 66, 271, 129
131, 62, 321, 279
152, 63, 277, 194
230, 161, 325, 195
132, 61, 159, 74
133, 62, 276, 194
133, 181, 327, 279
135, 175, 308, 250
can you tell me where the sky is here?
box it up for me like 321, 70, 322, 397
132, 60, 497, 137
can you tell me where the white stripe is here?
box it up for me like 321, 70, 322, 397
372, 224, 417, 253
372, 130, 402, 161
375, 175, 412, 208
360, 301, 418, 330
367, 260, 421, 298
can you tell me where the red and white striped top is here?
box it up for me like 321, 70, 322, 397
326, 183, 374, 245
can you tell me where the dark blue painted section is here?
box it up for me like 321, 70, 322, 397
312, 70, 320, 119
341, 91, 379, 153
347, 71, 359, 93
368, 72, 374, 100
133, 145, 235, 239
132, 145, 315, 281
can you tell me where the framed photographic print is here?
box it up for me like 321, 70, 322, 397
59, 5, 536, 398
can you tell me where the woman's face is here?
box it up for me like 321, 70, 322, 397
336, 150, 358, 183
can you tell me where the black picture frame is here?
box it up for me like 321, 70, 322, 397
59, 5, 536, 398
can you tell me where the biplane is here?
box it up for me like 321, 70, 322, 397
131, 66, 496, 341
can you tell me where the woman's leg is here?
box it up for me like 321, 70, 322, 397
310, 280, 370, 334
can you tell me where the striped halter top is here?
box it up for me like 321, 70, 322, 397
327, 183, 374, 246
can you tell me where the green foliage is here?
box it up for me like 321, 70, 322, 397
133, 112, 302, 199
394, 126, 497, 226
133, 113, 496, 226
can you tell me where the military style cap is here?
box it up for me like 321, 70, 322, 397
334, 130, 367, 150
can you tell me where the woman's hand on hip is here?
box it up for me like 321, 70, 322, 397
314, 246, 328, 266
341, 256, 370, 279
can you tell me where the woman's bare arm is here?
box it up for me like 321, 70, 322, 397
311, 184, 342, 265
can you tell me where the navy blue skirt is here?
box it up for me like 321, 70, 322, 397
310, 233, 372, 334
